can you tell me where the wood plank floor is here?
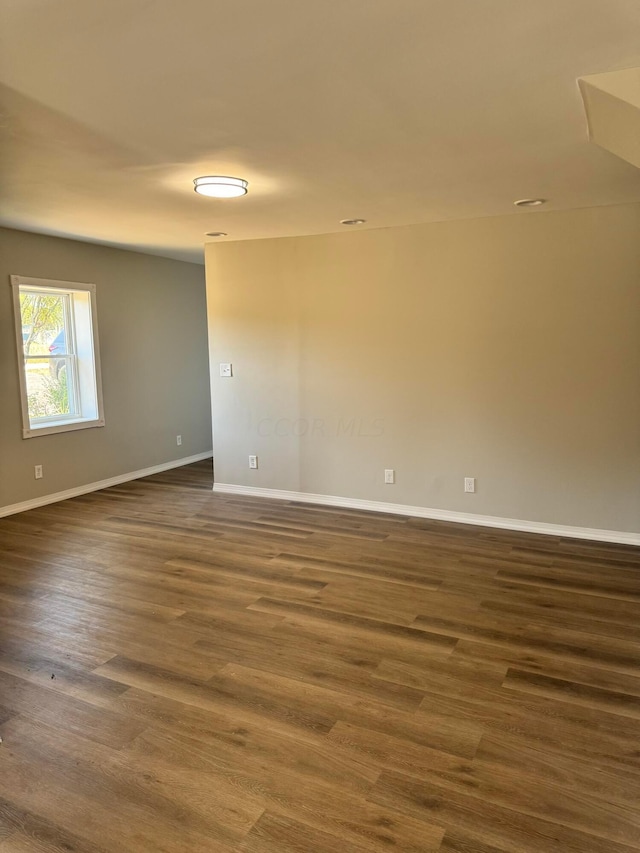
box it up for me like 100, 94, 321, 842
1, 459, 639, 852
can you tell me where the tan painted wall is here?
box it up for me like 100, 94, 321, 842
0, 227, 212, 508
206, 203, 640, 534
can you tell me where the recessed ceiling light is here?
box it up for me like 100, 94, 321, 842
194, 176, 248, 198
514, 198, 546, 207
205, 231, 228, 237
340, 218, 367, 225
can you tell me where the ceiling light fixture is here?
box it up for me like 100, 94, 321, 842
340, 218, 366, 225
514, 198, 546, 207
205, 231, 228, 237
194, 176, 248, 198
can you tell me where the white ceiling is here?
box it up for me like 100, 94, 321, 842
1, 0, 640, 264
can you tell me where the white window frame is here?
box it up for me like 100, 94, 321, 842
10, 275, 105, 439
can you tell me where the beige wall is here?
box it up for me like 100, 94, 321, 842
0, 227, 212, 509
206, 203, 640, 534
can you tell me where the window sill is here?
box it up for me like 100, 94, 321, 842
23, 417, 106, 439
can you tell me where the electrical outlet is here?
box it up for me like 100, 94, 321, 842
464, 477, 476, 493
219, 363, 232, 377
249, 455, 258, 469
384, 469, 395, 484
176, 435, 182, 446
34, 465, 43, 480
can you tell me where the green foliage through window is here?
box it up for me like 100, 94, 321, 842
20, 291, 73, 420
20, 292, 65, 356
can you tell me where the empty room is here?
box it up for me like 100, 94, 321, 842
1, 1, 640, 851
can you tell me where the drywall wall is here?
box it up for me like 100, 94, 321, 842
206, 203, 640, 535
0, 227, 212, 509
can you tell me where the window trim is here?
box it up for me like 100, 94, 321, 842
10, 275, 106, 439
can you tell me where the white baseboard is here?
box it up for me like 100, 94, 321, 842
0, 451, 213, 519
212, 482, 640, 546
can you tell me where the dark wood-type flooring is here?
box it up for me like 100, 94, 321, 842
1, 459, 640, 852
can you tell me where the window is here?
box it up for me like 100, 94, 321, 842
11, 275, 105, 438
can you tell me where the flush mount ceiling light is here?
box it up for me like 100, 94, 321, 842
205, 231, 228, 237
194, 176, 248, 198
514, 198, 546, 207
340, 218, 366, 225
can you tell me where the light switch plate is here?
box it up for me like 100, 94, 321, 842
219, 363, 232, 377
